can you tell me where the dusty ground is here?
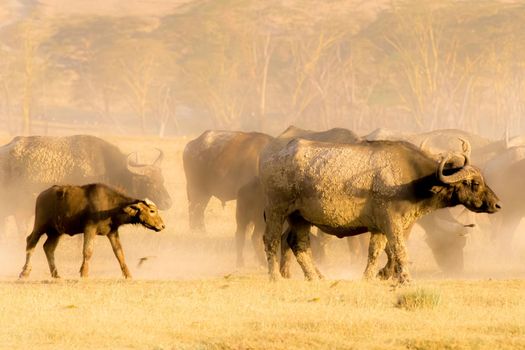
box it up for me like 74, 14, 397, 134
0, 135, 524, 349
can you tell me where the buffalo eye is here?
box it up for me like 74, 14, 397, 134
462, 180, 469, 186
472, 181, 480, 191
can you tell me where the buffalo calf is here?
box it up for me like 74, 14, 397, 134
19, 183, 165, 279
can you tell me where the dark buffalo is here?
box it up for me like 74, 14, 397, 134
259, 139, 500, 284
0, 135, 172, 236
183, 130, 273, 232
19, 183, 165, 279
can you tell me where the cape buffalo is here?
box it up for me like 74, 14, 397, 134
0, 135, 172, 236
19, 183, 165, 279
183, 130, 273, 232
236, 126, 467, 275
259, 139, 500, 284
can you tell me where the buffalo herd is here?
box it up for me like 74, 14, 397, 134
1, 126, 523, 283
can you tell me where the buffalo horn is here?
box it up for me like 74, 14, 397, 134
419, 137, 430, 153
438, 153, 473, 184
458, 137, 471, 159
127, 152, 149, 175
153, 148, 164, 166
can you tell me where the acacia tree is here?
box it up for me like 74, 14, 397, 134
113, 37, 175, 134
382, 3, 483, 130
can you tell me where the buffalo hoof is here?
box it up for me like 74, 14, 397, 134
269, 271, 282, 282
362, 269, 378, 281
18, 269, 31, 279
395, 273, 411, 286
304, 271, 322, 281
280, 266, 292, 279
377, 267, 394, 281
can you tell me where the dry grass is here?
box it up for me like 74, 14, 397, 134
396, 287, 442, 311
0, 134, 524, 349
0, 278, 524, 349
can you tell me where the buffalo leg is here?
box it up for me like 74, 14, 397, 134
384, 226, 411, 284
279, 227, 294, 278
251, 217, 266, 267
287, 214, 322, 281
19, 228, 45, 279
187, 189, 210, 233
363, 232, 387, 280
108, 232, 132, 279
43, 234, 61, 278
377, 241, 395, 280
263, 206, 286, 281
234, 206, 251, 268
79, 227, 96, 278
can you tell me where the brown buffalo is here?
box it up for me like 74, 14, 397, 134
183, 130, 273, 232
19, 183, 165, 279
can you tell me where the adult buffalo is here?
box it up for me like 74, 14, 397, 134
183, 130, 273, 232
0, 135, 172, 236
259, 139, 500, 284
19, 183, 165, 279
237, 126, 467, 274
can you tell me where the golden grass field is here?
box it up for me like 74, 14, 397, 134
0, 135, 524, 350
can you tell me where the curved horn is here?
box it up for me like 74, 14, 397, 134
457, 137, 471, 167
463, 152, 471, 167
126, 152, 140, 166
127, 152, 149, 175
438, 153, 473, 184
419, 137, 430, 153
458, 137, 471, 157
153, 148, 164, 166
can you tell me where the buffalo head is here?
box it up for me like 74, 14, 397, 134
126, 149, 172, 210
437, 154, 501, 214
124, 199, 165, 232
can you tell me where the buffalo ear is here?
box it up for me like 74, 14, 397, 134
430, 186, 443, 194
124, 204, 141, 216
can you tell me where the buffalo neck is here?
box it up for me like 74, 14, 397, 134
415, 179, 457, 218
